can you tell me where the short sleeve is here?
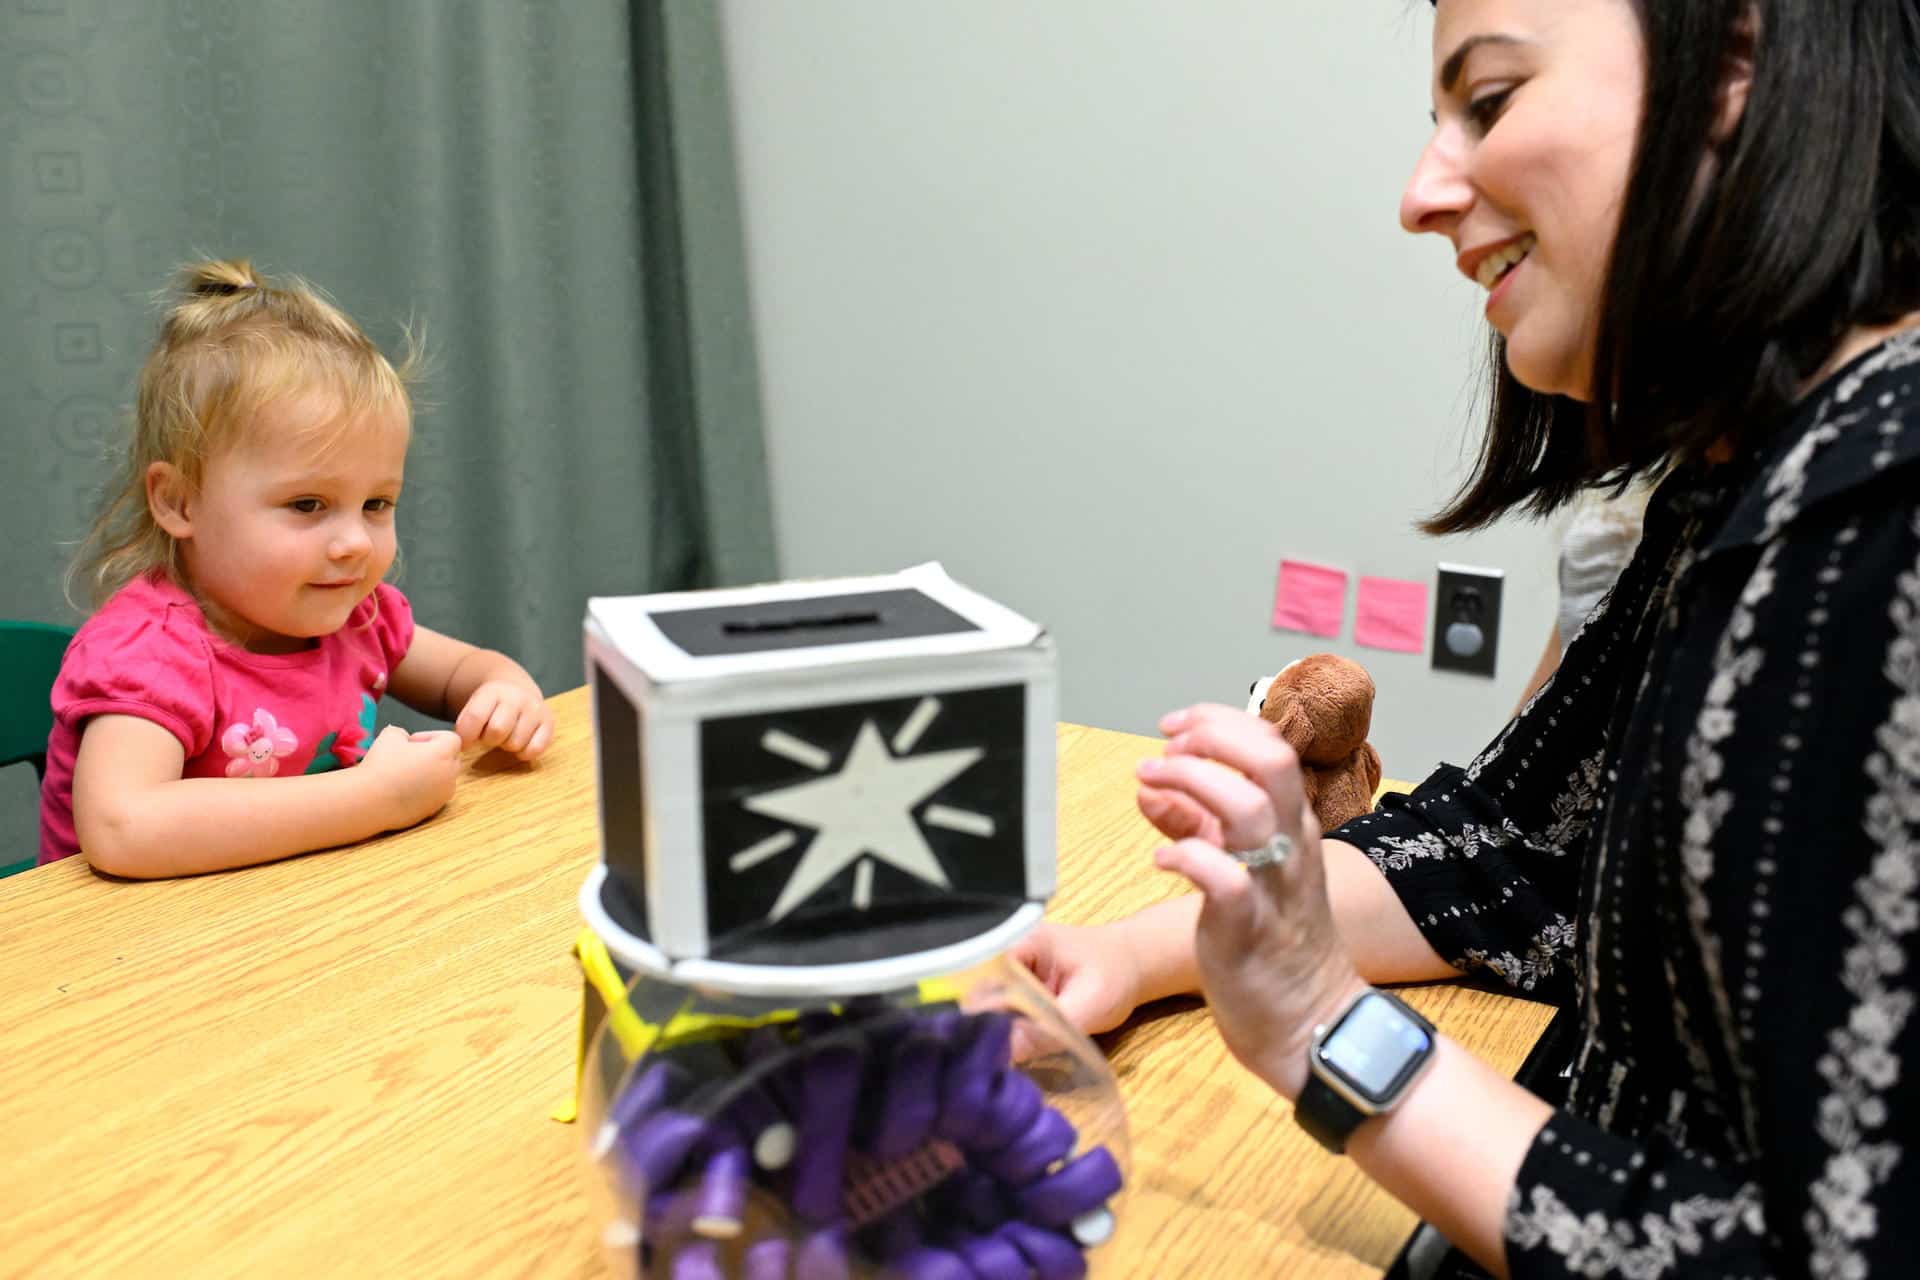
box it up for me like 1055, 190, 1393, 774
363, 582, 415, 673
52, 608, 217, 758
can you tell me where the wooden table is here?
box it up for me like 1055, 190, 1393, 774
0, 689, 1551, 1278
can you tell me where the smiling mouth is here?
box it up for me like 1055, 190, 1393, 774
1475, 234, 1536, 290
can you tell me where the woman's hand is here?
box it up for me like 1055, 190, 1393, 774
1137, 703, 1366, 1100
1137, 778, 1225, 845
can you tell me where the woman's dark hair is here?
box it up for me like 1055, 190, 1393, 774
1425, 0, 1920, 534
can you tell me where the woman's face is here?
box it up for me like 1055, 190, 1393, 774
1400, 0, 1646, 401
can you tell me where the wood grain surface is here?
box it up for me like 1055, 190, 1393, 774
0, 691, 1551, 1278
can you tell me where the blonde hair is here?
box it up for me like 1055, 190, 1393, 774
71, 258, 420, 608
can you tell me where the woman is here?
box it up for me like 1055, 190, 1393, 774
1016, 2, 1920, 1275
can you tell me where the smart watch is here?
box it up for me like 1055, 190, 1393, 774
1295, 987, 1437, 1154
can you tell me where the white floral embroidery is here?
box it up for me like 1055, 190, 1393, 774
1806, 514, 1920, 1279
1463, 914, 1577, 992
1543, 749, 1608, 854
1761, 414, 1847, 542
1365, 820, 1523, 872
1598, 1059, 1630, 1129
1835, 326, 1920, 404
1764, 418, 1840, 532
1465, 715, 1522, 784
1507, 1180, 1766, 1279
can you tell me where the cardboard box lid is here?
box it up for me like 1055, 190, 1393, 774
587, 562, 1046, 685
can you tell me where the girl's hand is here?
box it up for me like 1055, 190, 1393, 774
454, 680, 555, 760
1010, 921, 1146, 1045
1137, 703, 1366, 1100
359, 724, 463, 830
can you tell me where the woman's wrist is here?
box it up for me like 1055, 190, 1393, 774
1264, 968, 1373, 1102
1341, 1033, 1555, 1278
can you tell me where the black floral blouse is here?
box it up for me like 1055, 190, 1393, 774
1342, 331, 1920, 1278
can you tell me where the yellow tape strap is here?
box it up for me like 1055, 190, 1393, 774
577, 927, 660, 1060
561, 931, 978, 1125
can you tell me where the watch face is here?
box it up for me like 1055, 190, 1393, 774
1316, 992, 1434, 1105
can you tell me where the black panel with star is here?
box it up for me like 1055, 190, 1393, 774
697, 684, 1029, 965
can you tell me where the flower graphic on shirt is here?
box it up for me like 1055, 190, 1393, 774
222, 709, 299, 777
305, 694, 381, 774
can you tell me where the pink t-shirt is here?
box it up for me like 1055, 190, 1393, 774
38, 573, 415, 866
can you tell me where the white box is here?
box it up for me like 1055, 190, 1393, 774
578, 563, 1057, 996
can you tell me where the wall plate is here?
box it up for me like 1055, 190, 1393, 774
1430, 563, 1503, 678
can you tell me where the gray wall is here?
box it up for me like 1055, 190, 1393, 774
719, 0, 1562, 780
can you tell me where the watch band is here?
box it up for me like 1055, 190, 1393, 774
1295, 1069, 1367, 1154
1294, 987, 1437, 1155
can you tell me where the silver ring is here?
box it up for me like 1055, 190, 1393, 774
1230, 831, 1294, 870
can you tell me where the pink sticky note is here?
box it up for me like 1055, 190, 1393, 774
1271, 560, 1348, 637
1355, 576, 1430, 654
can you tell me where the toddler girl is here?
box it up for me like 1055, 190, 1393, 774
38, 259, 554, 877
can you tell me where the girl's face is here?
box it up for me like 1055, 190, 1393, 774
154, 393, 408, 654
1399, 0, 1646, 401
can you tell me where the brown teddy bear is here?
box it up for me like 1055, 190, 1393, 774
1245, 653, 1383, 832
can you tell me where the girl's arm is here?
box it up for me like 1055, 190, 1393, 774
388, 626, 554, 759
1013, 836, 1457, 1038
73, 714, 462, 878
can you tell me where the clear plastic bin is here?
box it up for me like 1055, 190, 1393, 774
578, 949, 1130, 1279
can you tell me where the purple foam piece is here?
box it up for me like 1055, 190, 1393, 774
794, 1224, 851, 1280
868, 1032, 944, 1159
691, 1145, 749, 1239
790, 1045, 864, 1224
742, 1236, 791, 1280
610, 1060, 679, 1134
935, 1015, 1013, 1140
982, 1106, 1075, 1187
669, 1238, 725, 1280
997, 1221, 1088, 1280
955, 1232, 1029, 1280
973, 1069, 1045, 1153
1017, 1146, 1123, 1228
917, 1008, 964, 1045
623, 1110, 710, 1195
887, 1246, 972, 1280
973, 1012, 1015, 1071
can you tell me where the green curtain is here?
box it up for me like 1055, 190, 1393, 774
0, 2, 776, 847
